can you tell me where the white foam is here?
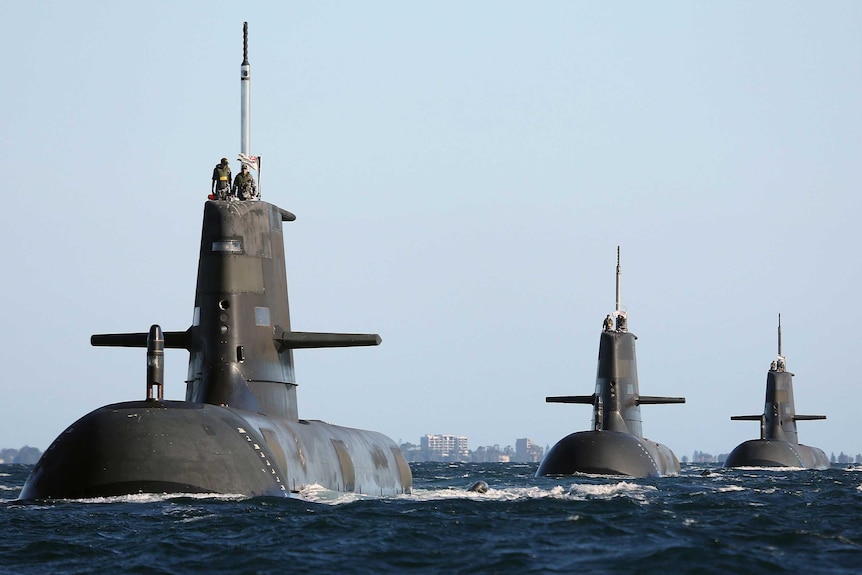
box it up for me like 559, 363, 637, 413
9, 480, 661, 507
399, 481, 657, 504
715, 484, 746, 493
728, 466, 806, 472
567, 481, 654, 499
66, 492, 250, 504
294, 483, 373, 505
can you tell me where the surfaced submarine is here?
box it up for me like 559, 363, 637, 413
537, 248, 685, 478
20, 23, 412, 500
724, 315, 828, 469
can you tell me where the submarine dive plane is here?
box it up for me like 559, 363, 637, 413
724, 315, 828, 469
20, 23, 412, 499
536, 248, 685, 478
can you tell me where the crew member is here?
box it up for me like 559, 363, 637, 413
616, 313, 627, 332
211, 158, 232, 200
232, 164, 257, 200
603, 315, 613, 331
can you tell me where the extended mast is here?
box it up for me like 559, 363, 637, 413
240, 22, 251, 157
778, 312, 782, 357
614, 246, 627, 332
615, 246, 621, 313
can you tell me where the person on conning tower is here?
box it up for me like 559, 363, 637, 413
232, 163, 257, 200
211, 157, 232, 200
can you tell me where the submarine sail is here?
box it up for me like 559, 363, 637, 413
537, 247, 685, 478
20, 23, 412, 499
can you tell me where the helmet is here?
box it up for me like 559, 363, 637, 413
220, 157, 228, 163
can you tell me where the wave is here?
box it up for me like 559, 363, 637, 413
296, 479, 660, 506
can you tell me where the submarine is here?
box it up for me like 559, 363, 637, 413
537, 248, 685, 478
20, 23, 412, 500
724, 315, 828, 469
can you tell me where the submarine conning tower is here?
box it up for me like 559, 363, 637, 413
593, 326, 643, 435
184, 198, 382, 418
595, 246, 644, 435
186, 200, 299, 416
90, 200, 382, 420
89, 23, 383, 423
544, 247, 684, 436
758, 367, 802, 443
187, 199, 382, 418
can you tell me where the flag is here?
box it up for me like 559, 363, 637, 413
237, 153, 260, 172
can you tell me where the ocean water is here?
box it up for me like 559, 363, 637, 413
2, 462, 861, 574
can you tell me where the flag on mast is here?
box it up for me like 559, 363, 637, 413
237, 153, 261, 198
238, 153, 260, 172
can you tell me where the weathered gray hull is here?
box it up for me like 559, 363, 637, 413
537, 430, 680, 477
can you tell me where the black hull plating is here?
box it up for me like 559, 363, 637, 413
724, 439, 829, 470
21, 400, 411, 500
537, 431, 680, 478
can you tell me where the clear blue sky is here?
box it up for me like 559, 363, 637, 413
2, 1, 861, 460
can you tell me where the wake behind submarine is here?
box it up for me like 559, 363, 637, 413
20, 24, 412, 500
537, 248, 685, 478
724, 315, 828, 469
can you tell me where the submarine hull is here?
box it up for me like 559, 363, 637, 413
20, 400, 412, 499
536, 430, 680, 478
724, 439, 829, 470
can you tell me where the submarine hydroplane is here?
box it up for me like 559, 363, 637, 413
537, 248, 685, 478
20, 23, 412, 499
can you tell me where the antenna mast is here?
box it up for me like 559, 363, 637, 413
615, 246, 621, 312
778, 313, 782, 357
240, 22, 251, 157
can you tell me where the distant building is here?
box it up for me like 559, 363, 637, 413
691, 450, 727, 464
0, 446, 42, 464
420, 434, 470, 462
399, 441, 423, 463
400, 436, 546, 463
513, 438, 544, 463
831, 452, 856, 465
472, 444, 511, 463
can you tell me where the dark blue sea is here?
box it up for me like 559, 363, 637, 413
2, 462, 861, 574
